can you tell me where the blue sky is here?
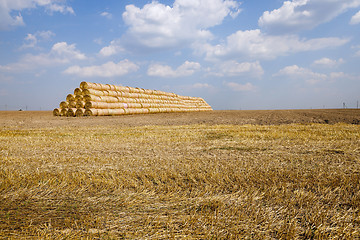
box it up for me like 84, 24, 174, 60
0, 0, 359, 110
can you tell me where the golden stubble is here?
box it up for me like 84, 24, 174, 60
0, 123, 359, 239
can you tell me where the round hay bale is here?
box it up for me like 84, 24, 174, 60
84, 94, 102, 102
75, 95, 83, 102
76, 101, 85, 109
84, 108, 98, 116
80, 81, 97, 90
115, 85, 130, 92
60, 108, 68, 116
60, 101, 68, 109
66, 108, 77, 117
68, 101, 76, 108
74, 88, 82, 96
53, 108, 61, 116
75, 108, 85, 117
82, 88, 105, 96
144, 89, 153, 95
148, 108, 160, 113
107, 84, 116, 91
66, 94, 76, 102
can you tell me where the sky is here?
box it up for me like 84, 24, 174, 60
0, 0, 359, 111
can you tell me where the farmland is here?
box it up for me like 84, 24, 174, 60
1, 109, 360, 239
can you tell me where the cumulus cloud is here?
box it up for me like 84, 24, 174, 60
99, 40, 125, 57
210, 60, 264, 78
0, 42, 86, 71
46, 3, 74, 15
259, 0, 360, 34
224, 82, 256, 92
350, 10, 360, 24
273, 65, 354, 85
199, 29, 349, 60
147, 61, 201, 78
0, 0, 74, 30
21, 30, 55, 49
312, 57, 344, 68
63, 60, 139, 78
122, 0, 240, 49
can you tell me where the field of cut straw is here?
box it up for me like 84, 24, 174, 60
0, 110, 360, 239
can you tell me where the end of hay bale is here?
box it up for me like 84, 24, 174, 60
75, 108, 85, 117
66, 108, 77, 117
66, 94, 76, 102
53, 108, 61, 116
60, 101, 68, 109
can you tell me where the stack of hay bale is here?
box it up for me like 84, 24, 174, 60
53, 81, 212, 117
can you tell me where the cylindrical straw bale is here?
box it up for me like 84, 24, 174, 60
75, 108, 85, 117
60, 101, 68, 109
66, 108, 77, 117
141, 103, 151, 108
144, 89, 153, 95
80, 81, 97, 90
127, 108, 139, 114
148, 108, 160, 113
106, 90, 117, 97
82, 88, 105, 96
127, 103, 142, 108
84, 94, 102, 102
128, 87, 139, 93
74, 88, 82, 96
68, 101, 76, 108
107, 84, 116, 91
109, 108, 125, 115
120, 91, 131, 98
128, 93, 139, 98
76, 101, 85, 109
66, 94, 76, 102
99, 83, 111, 91
114, 85, 129, 92
139, 108, 149, 114
60, 108, 68, 116
100, 96, 118, 103
84, 108, 98, 116
75, 95, 83, 102
53, 108, 61, 116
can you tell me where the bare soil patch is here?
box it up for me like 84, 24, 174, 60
1, 109, 360, 129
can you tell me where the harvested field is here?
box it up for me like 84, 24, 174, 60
0, 109, 360, 239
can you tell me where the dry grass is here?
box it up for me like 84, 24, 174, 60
0, 123, 360, 239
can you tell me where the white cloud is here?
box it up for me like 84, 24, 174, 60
99, 40, 125, 57
46, 3, 74, 15
0, 42, 86, 72
147, 61, 201, 78
350, 10, 360, 24
148, 61, 201, 78
21, 30, 55, 49
224, 82, 256, 92
100, 11, 112, 19
63, 60, 139, 78
192, 83, 213, 89
259, 0, 360, 34
312, 57, 344, 67
0, 0, 74, 30
122, 0, 240, 49
210, 60, 264, 78
274, 65, 335, 85
200, 29, 349, 60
